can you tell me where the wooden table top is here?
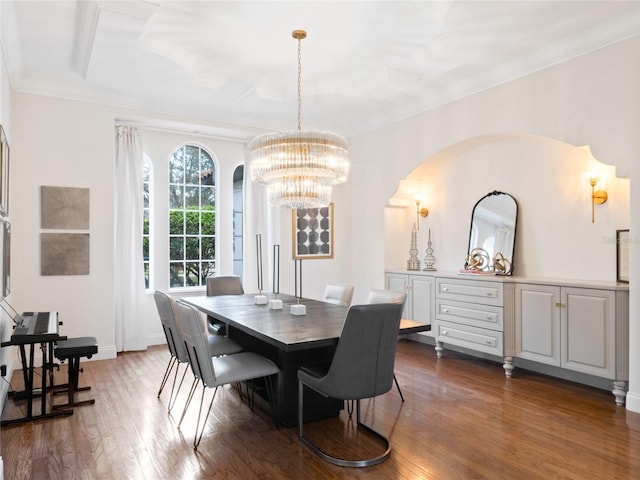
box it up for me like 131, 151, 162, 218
182, 293, 430, 352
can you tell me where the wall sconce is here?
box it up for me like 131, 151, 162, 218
415, 199, 429, 227
589, 176, 608, 223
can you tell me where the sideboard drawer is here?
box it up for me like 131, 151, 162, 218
436, 320, 503, 356
436, 299, 503, 331
436, 278, 503, 306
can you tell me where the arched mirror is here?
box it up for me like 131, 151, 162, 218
464, 191, 518, 275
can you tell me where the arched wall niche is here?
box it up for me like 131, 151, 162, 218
385, 133, 629, 281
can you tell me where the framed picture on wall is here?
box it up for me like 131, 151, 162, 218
616, 229, 629, 283
292, 203, 334, 259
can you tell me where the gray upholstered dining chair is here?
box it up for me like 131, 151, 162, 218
297, 302, 404, 467
154, 291, 242, 413
174, 300, 280, 449
323, 283, 355, 307
205, 275, 245, 335
367, 289, 407, 402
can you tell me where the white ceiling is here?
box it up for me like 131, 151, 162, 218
2, 1, 639, 140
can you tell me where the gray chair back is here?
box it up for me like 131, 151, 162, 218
323, 284, 355, 307
154, 291, 188, 363
308, 303, 403, 400
367, 289, 407, 306
206, 276, 244, 296
174, 300, 216, 386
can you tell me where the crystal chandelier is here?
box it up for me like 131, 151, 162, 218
249, 30, 349, 209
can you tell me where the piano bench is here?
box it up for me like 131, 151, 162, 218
53, 336, 98, 410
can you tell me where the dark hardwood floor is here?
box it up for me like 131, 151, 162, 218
2, 338, 640, 479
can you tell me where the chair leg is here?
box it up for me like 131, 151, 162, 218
393, 372, 405, 402
178, 377, 199, 428
157, 356, 177, 398
168, 362, 188, 413
194, 386, 218, 450
298, 382, 391, 468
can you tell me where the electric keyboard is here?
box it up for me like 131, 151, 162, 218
11, 311, 60, 343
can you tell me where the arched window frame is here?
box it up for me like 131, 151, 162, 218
167, 143, 218, 289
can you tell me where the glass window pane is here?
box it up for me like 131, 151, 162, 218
185, 146, 199, 185
185, 186, 199, 208
201, 210, 215, 235
201, 186, 215, 206
170, 263, 185, 288
143, 237, 149, 259
201, 261, 215, 282
143, 210, 149, 235
143, 183, 149, 208
169, 184, 183, 209
233, 211, 243, 235
144, 263, 150, 289
185, 211, 200, 235
169, 236, 183, 260
169, 147, 185, 184
186, 236, 199, 260
200, 150, 214, 186
201, 237, 215, 260
185, 262, 200, 286
169, 210, 184, 235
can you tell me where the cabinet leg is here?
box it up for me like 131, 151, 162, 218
503, 356, 514, 377
612, 381, 627, 406
435, 341, 443, 359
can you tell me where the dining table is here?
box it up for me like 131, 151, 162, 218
182, 292, 431, 427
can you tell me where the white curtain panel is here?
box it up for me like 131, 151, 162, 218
114, 125, 146, 351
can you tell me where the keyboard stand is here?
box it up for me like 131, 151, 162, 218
1, 336, 73, 426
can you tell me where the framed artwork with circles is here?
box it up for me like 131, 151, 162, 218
292, 203, 334, 259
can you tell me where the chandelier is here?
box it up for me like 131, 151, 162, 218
249, 30, 349, 209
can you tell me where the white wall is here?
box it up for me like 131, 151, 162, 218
384, 136, 629, 281
0, 3, 12, 410
10, 94, 117, 356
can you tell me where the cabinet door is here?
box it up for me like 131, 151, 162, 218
562, 287, 615, 378
515, 284, 560, 366
385, 273, 410, 319
410, 275, 434, 326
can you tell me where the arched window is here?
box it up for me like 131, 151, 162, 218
232, 165, 244, 279
168, 144, 216, 288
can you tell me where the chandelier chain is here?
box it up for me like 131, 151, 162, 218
297, 36, 302, 132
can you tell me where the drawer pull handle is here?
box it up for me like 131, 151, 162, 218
443, 308, 449, 313
443, 287, 449, 292
485, 340, 492, 345
442, 330, 448, 336
487, 315, 492, 320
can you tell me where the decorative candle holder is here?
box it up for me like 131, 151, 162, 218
254, 233, 267, 304
423, 228, 437, 271
292, 258, 306, 316
269, 299, 283, 310
269, 244, 282, 309
290, 304, 306, 315
406, 224, 421, 271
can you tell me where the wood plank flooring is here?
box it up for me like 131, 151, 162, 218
2, 339, 640, 479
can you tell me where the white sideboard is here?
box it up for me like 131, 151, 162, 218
385, 271, 435, 328
385, 269, 629, 405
